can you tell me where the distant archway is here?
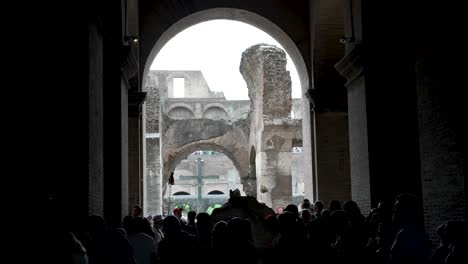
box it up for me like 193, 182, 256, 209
173, 191, 190, 196
208, 190, 224, 195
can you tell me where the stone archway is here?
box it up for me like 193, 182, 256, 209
142, 7, 315, 213
162, 141, 248, 197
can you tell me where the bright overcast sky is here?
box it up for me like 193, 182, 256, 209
151, 20, 301, 100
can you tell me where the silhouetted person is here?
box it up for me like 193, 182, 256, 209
444, 220, 468, 264
152, 214, 164, 245
106, 228, 136, 264
127, 217, 157, 264
273, 212, 304, 263
132, 205, 143, 217
226, 217, 257, 264
389, 193, 431, 264
302, 198, 312, 210
184, 211, 197, 236
314, 200, 324, 218
329, 200, 342, 212
196, 212, 212, 249
431, 223, 449, 264
330, 201, 367, 264
158, 215, 197, 264
82, 215, 107, 264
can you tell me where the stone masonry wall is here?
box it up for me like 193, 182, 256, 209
416, 56, 466, 243
145, 137, 161, 215
240, 44, 295, 209
88, 21, 104, 215
315, 111, 351, 208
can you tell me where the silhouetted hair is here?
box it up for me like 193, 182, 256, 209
162, 215, 181, 234
329, 200, 342, 212
284, 204, 299, 218
187, 211, 196, 222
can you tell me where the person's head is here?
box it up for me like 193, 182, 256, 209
276, 206, 284, 214
329, 200, 342, 212
211, 221, 228, 248
132, 205, 142, 217
302, 199, 311, 209
196, 212, 211, 230
162, 215, 181, 235
264, 214, 278, 234
173, 208, 183, 220
284, 204, 299, 218
153, 214, 164, 228
314, 200, 324, 214
343, 200, 361, 218
300, 209, 313, 224
187, 211, 196, 224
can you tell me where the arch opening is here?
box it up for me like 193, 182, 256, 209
143, 8, 314, 215
164, 149, 244, 213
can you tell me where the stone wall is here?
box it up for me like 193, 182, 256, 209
153, 70, 225, 99
88, 20, 105, 215
315, 112, 351, 208
145, 136, 161, 215
241, 44, 299, 209
416, 50, 466, 243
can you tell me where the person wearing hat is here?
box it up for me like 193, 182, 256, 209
152, 214, 164, 245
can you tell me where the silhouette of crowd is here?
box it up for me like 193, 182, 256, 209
50, 195, 467, 264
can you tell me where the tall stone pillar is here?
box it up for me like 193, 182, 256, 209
128, 92, 146, 213
144, 79, 162, 215
335, 0, 423, 215
240, 44, 294, 209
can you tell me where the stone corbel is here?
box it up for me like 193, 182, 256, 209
334, 43, 364, 86
128, 91, 147, 115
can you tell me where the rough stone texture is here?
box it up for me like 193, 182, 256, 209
416, 53, 466, 243
302, 99, 315, 202
146, 69, 304, 213
162, 118, 250, 197
145, 72, 161, 132
145, 136, 161, 215
292, 149, 305, 195
346, 75, 371, 213
152, 70, 224, 99
120, 79, 130, 219
241, 44, 292, 122
315, 112, 351, 208
241, 44, 298, 209
88, 21, 104, 215
128, 114, 142, 213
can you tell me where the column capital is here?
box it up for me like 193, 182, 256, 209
335, 43, 364, 86
128, 91, 147, 115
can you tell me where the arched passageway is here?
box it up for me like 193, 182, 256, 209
142, 8, 314, 214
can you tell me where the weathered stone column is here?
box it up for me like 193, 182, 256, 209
128, 91, 146, 214
144, 76, 162, 215
240, 44, 294, 209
